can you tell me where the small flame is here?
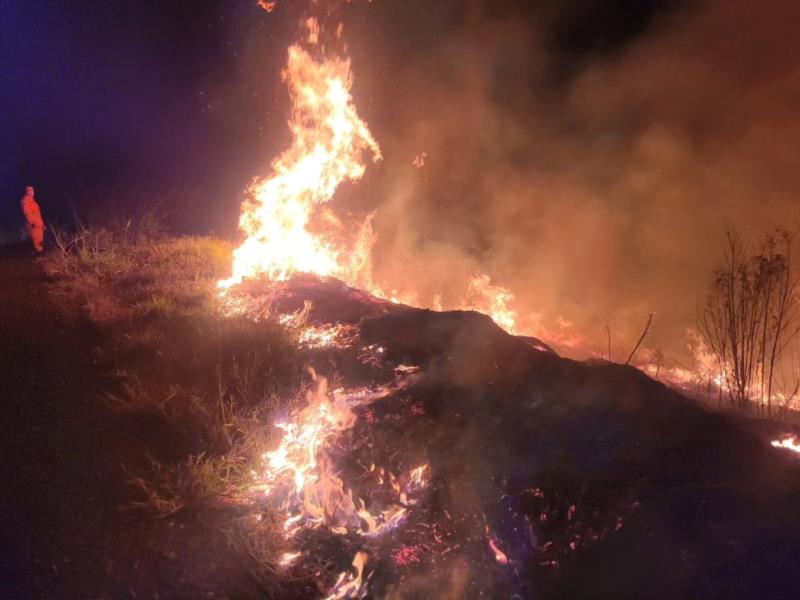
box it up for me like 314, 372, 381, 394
255, 372, 359, 533
489, 537, 510, 565
484, 524, 510, 565
324, 551, 370, 600
278, 551, 301, 567
257, 0, 276, 12
772, 435, 800, 453
298, 323, 357, 349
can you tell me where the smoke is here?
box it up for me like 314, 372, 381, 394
336, 0, 800, 359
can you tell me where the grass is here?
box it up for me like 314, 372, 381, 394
44, 218, 311, 594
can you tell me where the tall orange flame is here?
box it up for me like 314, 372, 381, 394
220, 31, 381, 289
217, 18, 525, 336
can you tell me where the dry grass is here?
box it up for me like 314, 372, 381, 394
45, 218, 310, 592
49, 223, 232, 321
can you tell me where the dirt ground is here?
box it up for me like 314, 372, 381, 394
0, 244, 139, 597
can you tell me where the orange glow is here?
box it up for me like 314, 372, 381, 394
297, 323, 358, 349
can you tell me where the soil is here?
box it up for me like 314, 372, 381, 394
0, 244, 142, 597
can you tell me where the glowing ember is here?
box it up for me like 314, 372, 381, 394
488, 537, 510, 565
771, 435, 800, 453
257, 0, 276, 12
278, 551, 301, 568
393, 544, 424, 566
298, 323, 357, 349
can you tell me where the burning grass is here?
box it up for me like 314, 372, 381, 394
33, 3, 800, 593
44, 224, 322, 595
40, 222, 800, 597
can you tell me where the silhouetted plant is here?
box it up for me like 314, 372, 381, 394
698, 227, 800, 416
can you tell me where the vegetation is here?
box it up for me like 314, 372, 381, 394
698, 227, 800, 417
44, 216, 311, 593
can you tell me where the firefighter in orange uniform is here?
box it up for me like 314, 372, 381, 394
21, 186, 45, 253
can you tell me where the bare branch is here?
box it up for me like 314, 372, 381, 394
626, 313, 654, 366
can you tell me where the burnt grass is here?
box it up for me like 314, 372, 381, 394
6, 237, 800, 598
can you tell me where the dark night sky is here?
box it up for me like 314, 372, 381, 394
1, 0, 296, 235
4, 0, 798, 357
0, 0, 674, 236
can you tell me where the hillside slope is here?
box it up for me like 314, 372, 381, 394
232, 274, 800, 599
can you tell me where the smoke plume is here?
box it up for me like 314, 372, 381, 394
328, 0, 800, 360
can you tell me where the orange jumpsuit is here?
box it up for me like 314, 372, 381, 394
21, 195, 45, 252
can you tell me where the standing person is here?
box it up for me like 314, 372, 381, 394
20, 186, 45, 253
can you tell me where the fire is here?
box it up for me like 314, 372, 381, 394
278, 551, 301, 568
399, 464, 430, 506
257, 0, 276, 12
297, 323, 358, 349
771, 435, 800, 453
324, 551, 370, 600
485, 524, 510, 565
488, 537, 510, 565
219, 25, 381, 289
466, 274, 518, 334
215, 18, 526, 335
255, 371, 360, 534
253, 371, 426, 540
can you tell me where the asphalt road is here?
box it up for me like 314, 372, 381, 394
0, 244, 133, 597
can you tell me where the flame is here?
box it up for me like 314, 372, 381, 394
252, 371, 426, 597
257, 0, 276, 12
214, 21, 527, 335
298, 323, 358, 349
772, 435, 800, 453
484, 524, 509, 565
253, 372, 423, 541
255, 371, 359, 534
219, 28, 381, 289
465, 274, 518, 334
278, 551, 301, 567
214, 17, 534, 343
399, 464, 430, 506
324, 551, 370, 600
488, 537, 510, 565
